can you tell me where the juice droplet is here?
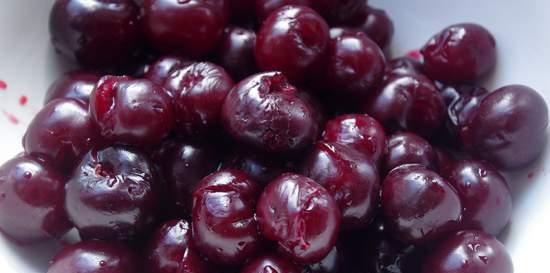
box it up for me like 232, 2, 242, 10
0, 80, 6, 90
1, 110, 19, 125
19, 95, 28, 106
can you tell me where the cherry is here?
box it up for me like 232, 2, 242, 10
256, 173, 341, 264
221, 148, 292, 186
192, 169, 263, 266
324, 0, 367, 25
255, 5, 329, 83
241, 254, 303, 273
49, 0, 141, 69
382, 132, 439, 174
303, 142, 379, 229
0, 155, 71, 245
65, 146, 158, 241
90, 76, 174, 147
422, 230, 513, 273
44, 71, 100, 105
386, 57, 423, 77
444, 85, 489, 145
433, 146, 456, 174
47, 240, 141, 273
354, 6, 394, 51
217, 26, 258, 80
381, 164, 462, 244
421, 23, 496, 83
145, 55, 190, 86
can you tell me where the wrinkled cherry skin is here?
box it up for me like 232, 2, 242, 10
382, 132, 438, 174
49, 0, 140, 69
145, 55, 190, 86
308, 243, 347, 273
221, 72, 321, 154
421, 23, 496, 83
44, 71, 100, 105
255, 5, 329, 83
192, 170, 263, 266
241, 254, 303, 273
23, 98, 98, 173
443, 85, 489, 145
0, 155, 71, 245
322, 114, 387, 162
462, 85, 549, 169
65, 146, 158, 241
442, 160, 511, 235
217, 26, 258, 80
221, 148, 292, 186
386, 57, 423, 77
354, 7, 394, 51
90, 76, 175, 147
324, 30, 385, 99
381, 165, 462, 244
145, 220, 219, 273
362, 74, 446, 138
422, 230, 513, 273
141, 0, 228, 58
164, 62, 234, 137
256, 173, 341, 264
303, 142, 380, 229
47, 240, 141, 273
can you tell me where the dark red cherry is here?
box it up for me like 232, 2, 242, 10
386, 57, 423, 77
308, 243, 348, 273
23, 98, 98, 173
422, 230, 513, 273
65, 146, 158, 241
303, 142, 379, 229
241, 254, 303, 273
141, 0, 228, 57
192, 170, 263, 266
322, 114, 387, 162
462, 85, 549, 169
433, 146, 456, 175
442, 160, 511, 235
221, 72, 320, 154
421, 23, 496, 83
381, 164, 462, 244
145, 55, 190, 86
256, 173, 341, 264
164, 62, 234, 137
49, 0, 140, 69
354, 6, 394, 51
145, 220, 219, 273
90, 76, 174, 147
444, 85, 489, 145
217, 26, 258, 80
254, 0, 311, 21
361, 74, 445, 138
44, 71, 100, 105
382, 132, 438, 174
0, 155, 71, 245
47, 240, 141, 273
221, 148, 292, 186
324, 0, 367, 25
255, 5, 329, 83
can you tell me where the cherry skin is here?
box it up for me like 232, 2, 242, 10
386, 57, 424, 77
442, 160, 512, 235
255, 0, 312, 21
256, 173, 341, 264
421, 23, 496, 83
462, 85, 549, 169
47, 240, 141, 273
255, 5, 329, 83
221, 148, 292, 186
221, 72, 320, 154
65, 146, 158, 241
141, 0, 228, 58
381, 164, 462, 244
322, 114, 387, 162
164, 62, 234, 137
44, 71, 100, 105
145, 55, 190, 86
23, 98, 98, 173
354, 6, 394, 51
0, 155, 71, 245
90, 76, 175, 147
303, 142, 380, 229
422, 230, 513, 273
49, 0, 140, 69
241, 254, 303, 273
324, 0, 367, 25
433, 146, 456, 175
192, 169, 263, 266
382, 132, 439, 174
145, 220, 219, 273
217, 26, 258, 80
444, 85, 489, 145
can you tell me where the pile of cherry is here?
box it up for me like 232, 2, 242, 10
0, 0, 548, 273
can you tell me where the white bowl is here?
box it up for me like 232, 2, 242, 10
0, 0, 549, 272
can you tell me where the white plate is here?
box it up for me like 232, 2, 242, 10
0, 0, 548, 272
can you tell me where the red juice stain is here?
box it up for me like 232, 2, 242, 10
0, 80, 7, 90
527, 169, 539, 179
1, 109, 19, 125
406, 50, 422, 60
19, 95, 28, 106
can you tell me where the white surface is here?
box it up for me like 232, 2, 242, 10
0, 0, 548, 272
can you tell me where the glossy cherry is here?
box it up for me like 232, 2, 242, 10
65, 146, 158, 241
49, 0, 140, 69
354, 6, 394, 51
23, 98, 98, 173
256, 173, 341, 264
386, 57, 424, 77
241, 254, 303, 273
444, 85, 489, 144
221, 72, 320, 154
217, 26, 258, 80
303, 142, 379, 229
422, 230, 513, 273
90, 76, 174, 147
192, 170, 263, 266
221, 148, 291, 186
47, 240, 141, 273
382, 132, 438, 174
421, 23, 496, 83
381, 164, 462, 244
255, 5, 329, 83
44, 71, 100, 105
0, 155, 71, 244
145, 55, 190, 86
